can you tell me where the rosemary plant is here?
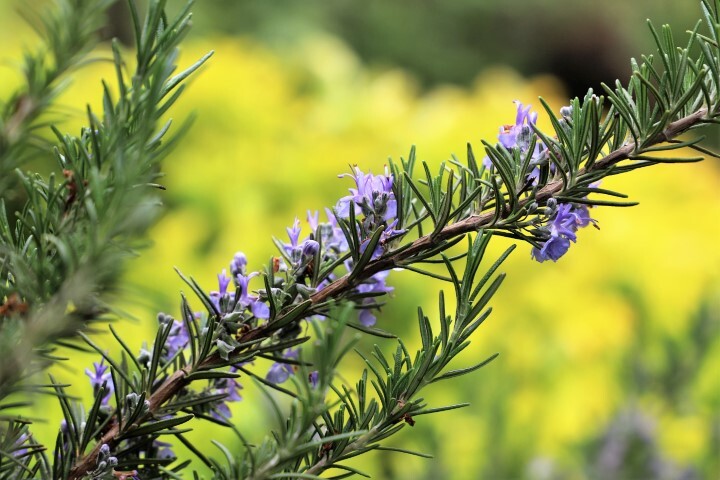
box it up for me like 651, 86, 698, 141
0, 0, 718, 478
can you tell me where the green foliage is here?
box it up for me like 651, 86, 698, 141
0, 0, 210, 430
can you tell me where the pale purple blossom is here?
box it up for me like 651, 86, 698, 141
483, 101, 547, 182
210, 269, 233, 312
355, 271, 393, 326
499, 101, 538, 150
159, 314, 189, 359
308, 370, 319, 388
532, 203, 596, 263
210, 367, 244, 420
230, 252, 248, 277
85, 360, 114, 406
284, 218, 321, 268
153, 439, 174, 459
266, 348, 299, 384
336, 166, 396, 222
235, 272, 270, 319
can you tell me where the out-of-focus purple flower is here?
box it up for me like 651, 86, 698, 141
322, 208, 349, 252
212, 401, 232, 420
210, 366, 244, 420
85, 360, 114, 406
13, 433, 29, 457
592, 409, 697, 480
153, 439, 174, 459
159, 313, 189, 359
307, 210, 320, 231
354, 271, 393, 326
308, 370, 319, 388
266, 348, 299, 384
358, 309, 377, 327
357, 270, 393, 296
230, 252, 247, 277
221, 367, 244, 402
286, 218, 302, 249
532, 203, 596, 263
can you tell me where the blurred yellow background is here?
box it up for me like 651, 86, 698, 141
1, 1, 719, 478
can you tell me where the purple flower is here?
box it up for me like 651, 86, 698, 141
163, 318, 189, 358
212, 401, 232, 420
308, 370, 319, 388
532, 202, 596, 263
283, 218, 321, 269
336, 166, 396, 222
85, 360, 114, 405
499, 101, 538, 149
153, 439, 174, 459
322, 208, 349, 252
531, 235, 571, 263
286, 218, 302, 249
217, 269, 231, 295
307, 210, 320, 231
484, 101, 547, 180
210, 366, 244, 419
358, 309, 378, 327
230, 252, 248, 277
354, 271, 393, 326
235, 273, 270, 319
210, 269, 234, 313
302, 239, 319, 258
565, 204, 594, 228
357, 271, 393, 296
266, 348, 299, 384
220, 367, 244, 402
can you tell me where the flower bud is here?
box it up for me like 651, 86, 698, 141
560, 105, 573, 118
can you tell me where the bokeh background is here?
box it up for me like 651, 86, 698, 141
1, 0, 719, 478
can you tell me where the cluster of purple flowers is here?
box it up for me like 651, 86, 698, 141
484, 101, 598, 262
336, 166, 396, 223
531, 201, 596, 262
337, 166, 404, 258
483, 100, 548, 184
260, 166, 402, 384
